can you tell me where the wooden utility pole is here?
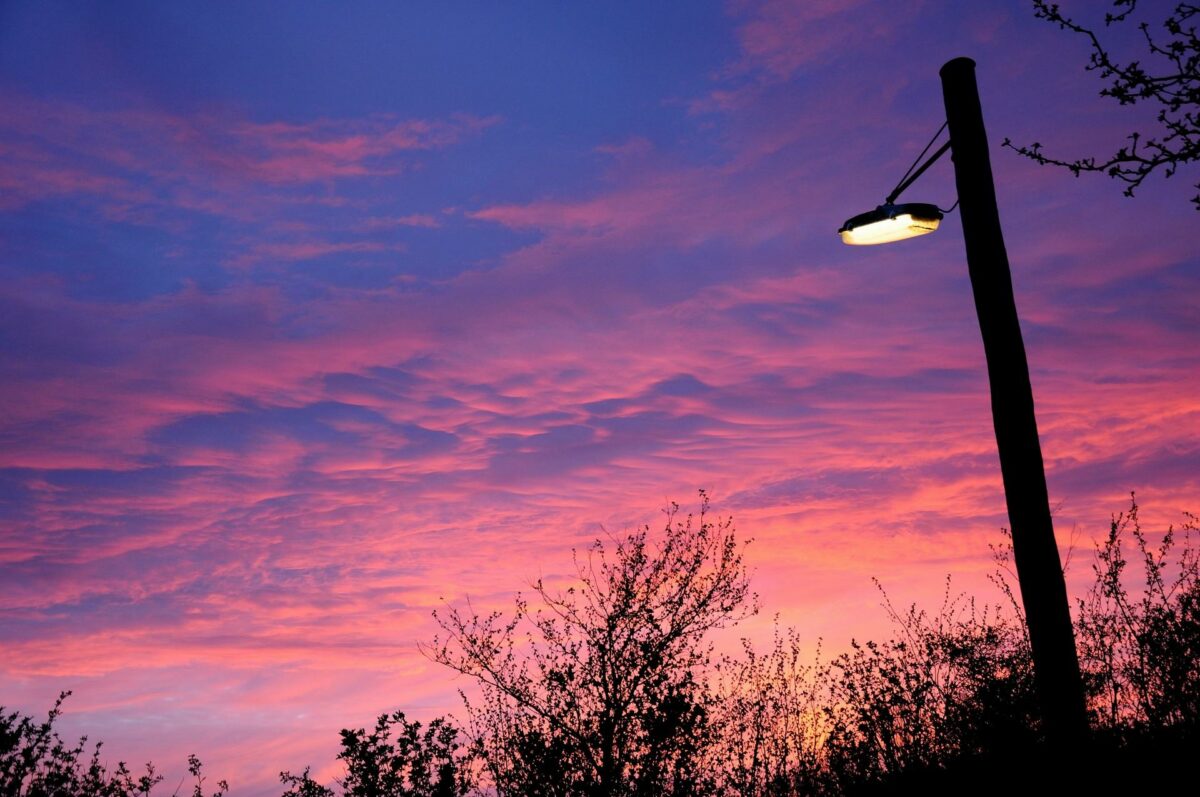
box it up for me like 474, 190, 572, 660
939, 56, 1089, 748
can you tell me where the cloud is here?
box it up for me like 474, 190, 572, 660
226, 240, 405, 269
726, 0, 886, 81
0, 89, 496, 223
355, 214, 443, 230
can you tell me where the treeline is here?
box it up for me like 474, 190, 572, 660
3, 493, 1197, 795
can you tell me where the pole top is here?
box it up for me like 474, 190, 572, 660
940, 57, 977, 78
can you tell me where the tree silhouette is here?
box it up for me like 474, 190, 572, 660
427, 491, 755, 796
711, 623, 831, 795
0, 692, 225, 797
1076, 495, 1200, 734
9, 495, 1198, 795
279, 710, 474, 797
1004, 1, 1200, 208
819, 583, 1039, 789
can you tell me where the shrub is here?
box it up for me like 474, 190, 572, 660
427, 491, 754, 796
0, 692, 224, 797
1076, 495, 1200, 734
280, 710, 473, 797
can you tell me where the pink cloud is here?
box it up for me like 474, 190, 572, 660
355, 214, 443, 230
217, 114, 497, 184
0, 90, 497, 221
726, 0, 885, 80
226, 240, 405, 269
593, 136, 654, 159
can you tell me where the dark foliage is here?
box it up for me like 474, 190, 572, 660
707, 494, 1198, 795
0, 692, 224, 797
1077, 495, 1200, 734
1004, 1, 1200, 208
712, 582, 1040, 795
711, 624, 829, 795
280, 710, 474, 797
8, 493, 1198, 796
820, 583, 1039, 790
279, 768, 336, 797
428, 491, 755, 796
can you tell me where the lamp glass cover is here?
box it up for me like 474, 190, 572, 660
838, 203, 943, 246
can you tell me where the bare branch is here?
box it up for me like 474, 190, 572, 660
1008, 2, 1200, 209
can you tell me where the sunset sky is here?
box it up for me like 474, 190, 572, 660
1, 1, 1197, 793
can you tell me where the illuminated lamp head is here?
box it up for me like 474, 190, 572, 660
838, 202, 943, 245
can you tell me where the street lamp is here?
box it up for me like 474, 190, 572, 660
839, 57, 1089, 750
838, 202, 942, 245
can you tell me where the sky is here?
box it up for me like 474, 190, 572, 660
1, 0, 1197, 792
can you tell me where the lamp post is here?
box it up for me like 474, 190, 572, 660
840, 57, 1089, 749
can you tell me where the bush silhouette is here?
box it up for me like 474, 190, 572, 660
1077, 495, 1200, 734
426, 490, 754, 796
9, 493, 1198, 795
280, 710, 473, 797
0, 692, 225, 797
711, 493, 1198, 794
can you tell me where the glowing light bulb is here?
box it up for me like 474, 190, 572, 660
838, 203, 943, 245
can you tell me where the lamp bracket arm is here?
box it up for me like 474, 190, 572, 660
886, 139, 952, 205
